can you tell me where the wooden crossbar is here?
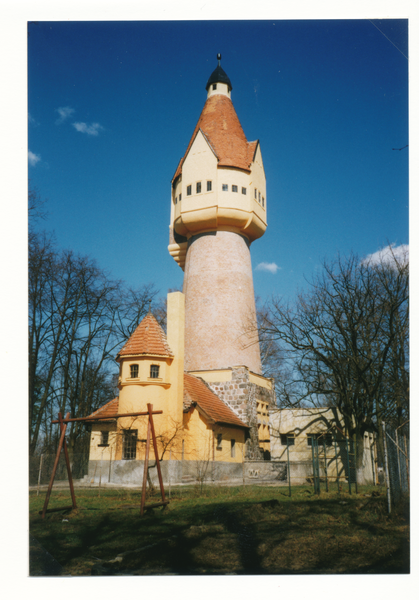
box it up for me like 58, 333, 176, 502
40, 404, 168, 521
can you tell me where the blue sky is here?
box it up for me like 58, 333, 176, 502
28, 20, 408, 305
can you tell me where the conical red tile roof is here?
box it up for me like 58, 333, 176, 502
116, 314, 174, 359
183, 373, 248, 429
173, 94, 258, 181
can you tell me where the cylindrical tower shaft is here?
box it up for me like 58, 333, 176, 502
183, 230, 261, 373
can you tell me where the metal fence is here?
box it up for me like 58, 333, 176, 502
382, 422, 409, 513
29, 452, 89, 491
278, 432, 364, 496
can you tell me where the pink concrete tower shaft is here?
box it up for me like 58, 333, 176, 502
183, 230, 262, 374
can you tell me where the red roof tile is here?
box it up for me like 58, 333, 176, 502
173, 94, 258, 181
183, 373, 248, 429
87, 397, 119, 420
117, 314, 173, 359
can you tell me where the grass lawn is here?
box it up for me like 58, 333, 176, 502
29, 484, 409, 576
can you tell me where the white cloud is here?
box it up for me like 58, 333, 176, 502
55, 106, 75, 124
362, 244, 409, 267
28, 113, 39, 126
28, 150, 41, 167
256, 262, 281, 274
72, 122, 104, 136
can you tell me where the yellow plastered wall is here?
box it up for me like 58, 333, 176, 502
172, 132, 267, 242
249, 144, 267, 223
182, 407, 245, 463
89, 423, 118, 461
166, 292, 185, 425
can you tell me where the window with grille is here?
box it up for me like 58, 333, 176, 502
308, 433, 332, 447
242, 187, 246, 195
231, 439, 236, 457
196, 182, 201, 194
99, 431, 109, 446
213, 84, 217, 90
123, 430, 137, 460
262, 197, 265, 207
280, 433, 295, 446
207, 180, 212, 191
216, 433, 222, 450
232, 185, 238, 193
187, 185, 192, 196
258, 191, 261, 202
130, 364, 138, 378
254, 188, 257, 199
150, 364, 160, 379
174, 196, 177, 204
222, 184, 228, 191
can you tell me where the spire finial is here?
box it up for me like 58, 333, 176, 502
217, 53, 221, 66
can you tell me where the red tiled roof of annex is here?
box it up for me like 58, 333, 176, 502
183, 373, 248, 429
173, 94, 258, 181
87, 375, 248, 430
87, 397, 119, 420
117, 314, 174, 359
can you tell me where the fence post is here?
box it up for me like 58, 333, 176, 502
315, 440, 321, 494
370, 436, 376, 486
353, 437, 358, 494
345, 437, 351, 494
37, 454, 44, 497
334, 435, 340, 494
287, 436, 291, 497
403, 434, 409, 492
395, 428, 402, 491
382, 422, 391, 514
108, 446, 112, 483
98, 450, 103, 497
323, 438, 328, 493
169, 449, 172, 500
311, 439, 316, 491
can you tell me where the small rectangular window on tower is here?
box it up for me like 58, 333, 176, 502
213, 84, 217, 90
179, 193, 181, 201
130, 364, 139, 378
174, 196, 177, 204
207, 180, 212, 191
222, 184, 228, 191
196, 182, 201, 194
254, 188, 257, 199
231, 439, 236, 458
262, 197, 265, 207
242, 187, 247, 195
150, 364, 160, 379
216, 433, 222, 450
187, 185, 192, 196
232, 185, 238, 193
258, 191, 261, 202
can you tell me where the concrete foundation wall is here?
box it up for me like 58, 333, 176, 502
86, 459, 286, 486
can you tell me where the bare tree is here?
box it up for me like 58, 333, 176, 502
28, 189, 161, 455
261, 250, 408, 472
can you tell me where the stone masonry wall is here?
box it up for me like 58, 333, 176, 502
206, 367, 276, 460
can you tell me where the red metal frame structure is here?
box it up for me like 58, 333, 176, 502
40, 403, 167, 519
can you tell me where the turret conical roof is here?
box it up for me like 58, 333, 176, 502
116, 314, 174, 359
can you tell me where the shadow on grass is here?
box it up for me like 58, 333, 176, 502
29, 488, 410, 576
